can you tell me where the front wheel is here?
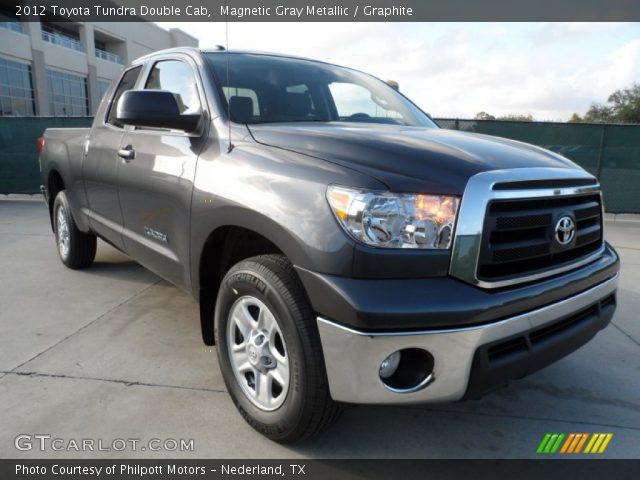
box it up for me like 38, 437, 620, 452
53, 191, 96, 269
214, 254, 340, 442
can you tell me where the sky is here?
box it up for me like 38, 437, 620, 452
158, 22, 640, 121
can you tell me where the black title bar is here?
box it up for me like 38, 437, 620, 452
4, 0, 640, 22
2, 459, 640, 480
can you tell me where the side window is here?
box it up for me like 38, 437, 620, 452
106, 66, 142, 127
145, 60, 201, 114
329, 82, 402, 121
286, 83, 317, 114
222, 87, 260, 116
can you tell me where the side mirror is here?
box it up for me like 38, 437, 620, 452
116, 90, 201, 131
386, 80, 399, 91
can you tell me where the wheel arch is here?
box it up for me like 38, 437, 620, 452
195, 219, 310, 346
47, 169, 66, 231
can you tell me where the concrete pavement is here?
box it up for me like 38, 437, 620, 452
1, 199, 639, 458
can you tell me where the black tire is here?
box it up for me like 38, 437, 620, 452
53, 191, 96, 269
214, 254, 340, 442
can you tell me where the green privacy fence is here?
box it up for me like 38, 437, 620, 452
0, 117, 93, 195
434, 119, 640, 213
0, 116, 638, 212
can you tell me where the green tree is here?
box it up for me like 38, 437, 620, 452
583, 104, 614, 123
474, 112, 534, 121
605, 83, 640, 122
474, 111, 496, 120
498, 113, 534, 121
568, 113, 584, 123
577, 83, 640, 123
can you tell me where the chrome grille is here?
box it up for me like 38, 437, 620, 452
477, 193, 603, 281
449, 168, 605, 289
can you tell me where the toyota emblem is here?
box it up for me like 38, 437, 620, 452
554, 216, 576, 246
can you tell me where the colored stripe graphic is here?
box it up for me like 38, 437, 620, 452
585, 433, 614, 454
598, 433, 613, 453
560, 433, 575, 453
584, 434, 598, 453
574, 433, 588, 453
537, 434, 552, 454
592, 434, 606, 452
567, 433, 582, 453
544, 434, 559, 453
537, 433, 565, 454
538, 433, 613, 454
550, 433, 565, 453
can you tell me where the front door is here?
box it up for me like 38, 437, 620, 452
117, 57, 207, 288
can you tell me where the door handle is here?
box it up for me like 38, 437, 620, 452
117, 146, 135, 161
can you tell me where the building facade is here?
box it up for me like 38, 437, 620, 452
0, 17, 198, 117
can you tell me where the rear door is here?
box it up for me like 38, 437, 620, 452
83, 65, 143, 249
117, 55, 208, 288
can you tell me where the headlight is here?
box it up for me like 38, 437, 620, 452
327, 186, 460, 249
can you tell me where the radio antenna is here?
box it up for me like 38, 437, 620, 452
225, 4, 234, 153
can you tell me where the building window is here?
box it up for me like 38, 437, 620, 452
94, 47, 123, 64
97, 79, 111, 103
0, 12, 24, 33
46, 69, 88, 116
0, 57, 35, 116
94, 36, 125, 64
41, 23, 82, 52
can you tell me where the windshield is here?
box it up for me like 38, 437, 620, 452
205, 53, 436, 127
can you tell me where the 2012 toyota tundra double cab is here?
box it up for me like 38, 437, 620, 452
38, 47, 619, 442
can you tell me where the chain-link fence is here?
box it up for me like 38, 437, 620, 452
1, 117, 638, 212
434, 119, 640, 213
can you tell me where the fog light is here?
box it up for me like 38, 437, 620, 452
379, 351, 401, 379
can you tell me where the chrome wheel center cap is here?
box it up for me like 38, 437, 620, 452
246, 330, 273, 370
247, 345, 258, 362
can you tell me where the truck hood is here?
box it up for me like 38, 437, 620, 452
247, 122, 579, 194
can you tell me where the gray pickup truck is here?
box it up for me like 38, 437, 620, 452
38, 47, 619, 442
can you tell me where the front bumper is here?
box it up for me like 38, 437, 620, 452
317, 273, 618, 404
296, 243, 619, 331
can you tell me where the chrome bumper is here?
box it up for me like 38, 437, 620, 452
317, 273, 619, 404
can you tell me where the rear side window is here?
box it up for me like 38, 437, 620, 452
106, 66, 142, 127
144, 60, 201, 114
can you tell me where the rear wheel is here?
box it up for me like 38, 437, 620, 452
53, 191, 96, 269
214, 254, 340, 442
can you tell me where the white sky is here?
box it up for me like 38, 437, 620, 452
158, 22, 640, 121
